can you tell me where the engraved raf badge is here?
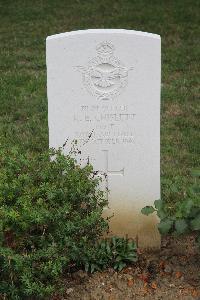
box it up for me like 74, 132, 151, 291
76, 41, 133, 101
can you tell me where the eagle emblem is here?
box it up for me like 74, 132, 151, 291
76, 41, 133, 100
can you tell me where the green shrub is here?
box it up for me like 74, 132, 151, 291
0, 146, 108, 299
141, 170, 200, 247
81, 236, 138, 273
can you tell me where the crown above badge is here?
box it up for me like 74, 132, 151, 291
96, 41, 115, 58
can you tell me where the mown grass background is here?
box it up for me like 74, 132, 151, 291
0, 0, 199, 208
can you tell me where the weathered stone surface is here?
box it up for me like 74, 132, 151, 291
47, 29, 161, 248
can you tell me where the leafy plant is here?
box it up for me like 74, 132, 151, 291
81, 236, 138, 273
0, 146, 108, 299
141, 170, 200, 247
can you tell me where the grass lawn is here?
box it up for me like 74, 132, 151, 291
0, 0, 199, 208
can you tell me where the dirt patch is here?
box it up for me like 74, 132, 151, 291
53, 235, 200, 300
165, 103, 183, 117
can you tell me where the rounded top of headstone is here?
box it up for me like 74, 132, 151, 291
46, 29, 161, 42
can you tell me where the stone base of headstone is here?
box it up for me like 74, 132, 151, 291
103, 207, 160, 249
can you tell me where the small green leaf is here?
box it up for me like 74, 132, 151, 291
85, 262, 89, 272
157, 209, 167, 219
158, 219, 174, 235
154, 199, 163, 210
141, 206, 156, 216
90, 263, 95, 273
175, 219, 188, 234
181, 199, 194, 215
106, 243, 111, 254
190, 214, 200, 231
118, 261, 126, 271
112, 236, 116, 247
127, 254, 138, 262
191, 169, 200, 177
115, 255, 122, 262
191, 185, 200, 193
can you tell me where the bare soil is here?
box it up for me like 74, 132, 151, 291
53, 235, 200, 300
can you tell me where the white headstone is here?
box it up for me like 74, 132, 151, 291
47, 29, 161, 248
